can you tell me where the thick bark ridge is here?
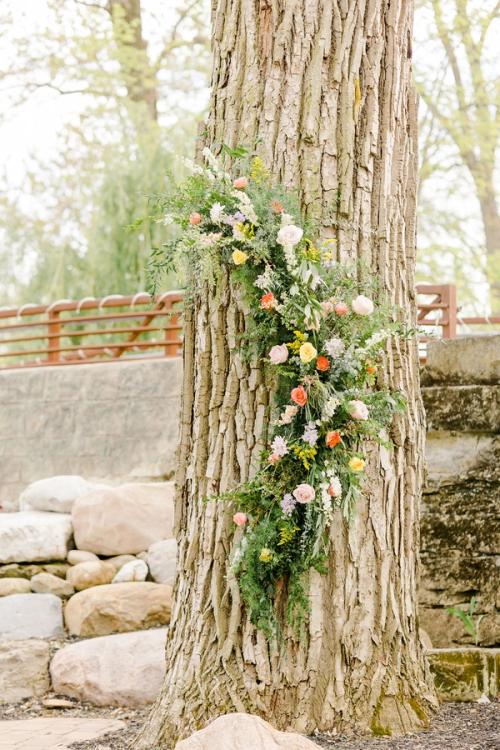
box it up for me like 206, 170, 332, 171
135, 1, 437, 747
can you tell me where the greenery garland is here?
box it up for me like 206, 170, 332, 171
150, 147, 408, 638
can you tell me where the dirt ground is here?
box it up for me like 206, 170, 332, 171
1, 698, 498, 750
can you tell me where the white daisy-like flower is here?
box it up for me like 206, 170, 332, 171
210, 202, 225, 224
324, 337, 345, 358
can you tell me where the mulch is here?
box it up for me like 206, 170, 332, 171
1, 698, 498, 749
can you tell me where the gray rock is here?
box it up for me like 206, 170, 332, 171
67, 550, 99, 565
18, 476, 105, 514
30, 572, 74, 598
0, 594, 64, 641
0, 578, 31, 597
0, 512, 73, 563
72, 483, 174, 556
50, 629, 167, 706
0, 640, 50, 703
147, 539, 177, 585
423, 335, 500, 385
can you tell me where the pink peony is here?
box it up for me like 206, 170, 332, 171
347, 399, 369, 420
269, 344, 289, 364
293, 483, 315, 504
334, 301, 349, 316
351, 294, 374, 316
233, 176, 248, 190
233, 512, 247, 526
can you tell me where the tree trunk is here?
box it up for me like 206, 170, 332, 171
108, 0, 158, 120
135, 1, 436, 747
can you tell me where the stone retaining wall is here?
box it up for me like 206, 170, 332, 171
419, 336, 500, 647
0, 359, 182, 511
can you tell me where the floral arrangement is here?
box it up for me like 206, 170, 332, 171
150, 147, 407, 638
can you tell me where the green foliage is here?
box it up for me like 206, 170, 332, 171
447, 597, 484, 645
150, 148, 411, 640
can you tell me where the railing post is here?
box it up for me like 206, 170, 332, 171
163, 300, 179, 357
47, 309, 61, 363
442, 284, 457, 339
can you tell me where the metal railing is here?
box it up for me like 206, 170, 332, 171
0, 292, 183, 370
0, 285, 498, 370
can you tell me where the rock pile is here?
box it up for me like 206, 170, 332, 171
0, 476, 176, 707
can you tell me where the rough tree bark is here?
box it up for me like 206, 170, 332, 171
135, 1, 437, 747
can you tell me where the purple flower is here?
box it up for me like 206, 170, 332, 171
271, 436, 288, 457
302, 422, 318, 446
281, 493, 296, 515
234, 210, 246, 222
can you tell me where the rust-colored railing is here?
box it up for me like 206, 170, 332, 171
0, 292, 183, 370
1, 285, 498, 370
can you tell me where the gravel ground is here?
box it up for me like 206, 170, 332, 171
1, 698, 498, 750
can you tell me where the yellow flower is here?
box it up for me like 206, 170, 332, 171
232, 249, 248, 265
259, 547, 273, 563
299, 342, 317, 363
287, 330, 307, 353
349, 457, 365, 472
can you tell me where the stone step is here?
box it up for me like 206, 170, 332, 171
429, 647, 500, 701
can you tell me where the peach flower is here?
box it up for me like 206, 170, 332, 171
326, 431, 342, 448
269, 344, 289, 364
334, 302, 349, 316
233, 176, 248, 190
189, 212, 202, 225
347, 400, 369, 420
316, 355, 330, 372
233, 512, 248, 526
351, 294, 374, 316
290, 385, 308, 406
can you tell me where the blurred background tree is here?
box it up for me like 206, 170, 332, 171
0, 0, 209, 303
415, 0, 500, 314
0, 0, 498, 314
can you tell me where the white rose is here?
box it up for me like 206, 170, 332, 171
277, 224, 303, 247
351, 294, 374, 316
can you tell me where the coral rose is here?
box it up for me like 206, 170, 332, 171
351, 294, 374, 316
189, 212, 202, 225
316, 355, 330, 372
347, 400, 369, 420
233, 176, 248, 189
334, 301, 349, 316
290, 385, 308, 406
233, 512, 247, 526
299, 342, 317, 363
326, 431, 342, 448
260, 292, 277, 310
269, 344, 288, 364
292, 483, 315, 504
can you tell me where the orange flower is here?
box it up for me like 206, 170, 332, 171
316, 355, 330, 372
290, 385, 308, 407
366, 362, 377, 375
271, 199, 284, 214
260, 292, 277, 310
326, 431, 342, 448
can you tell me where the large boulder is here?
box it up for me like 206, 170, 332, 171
18, 475, 105, 514
72, 483, 174, 556
147, 539, 177, 585
66, 561, 116, 591
50, 629, 167, 706
0, 593, 63, 641
0, 512, 73, 563
0, 578, 31, 597
0, 640, 50, 703
30, 572, 74, 598
175, 714, 320, 750
64, 582, 171, 637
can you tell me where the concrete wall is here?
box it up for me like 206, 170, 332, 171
0, 358, 182, 511
419, 336, 500, 648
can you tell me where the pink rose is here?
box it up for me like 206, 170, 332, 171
269, 344, 289, 364
233, 512, 248, 526
189, 212, 202, 225
351, 295, 374, 316
321, 300, 334, 317
292, 483, 315, 504
347, 399, 369, 420
334, 301, 349, 316
233, 176, 248, 189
